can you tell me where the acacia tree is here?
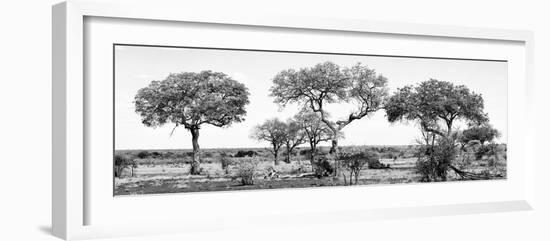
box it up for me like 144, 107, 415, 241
386, 79, 488, 137
459, 124, 501, 161
250, 118, 287, 165
385, 79, 488, 181
459, 124, 500, 147
294, 108, 332, 167
134, 71, 250, 175
270, 62, 389, 174
282, 119, 306, 163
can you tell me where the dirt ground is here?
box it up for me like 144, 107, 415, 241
114, 147, 507, 195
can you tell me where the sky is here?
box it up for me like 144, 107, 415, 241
114, 45, 507, 150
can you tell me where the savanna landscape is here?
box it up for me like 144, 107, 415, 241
114, 45, 507, 195
115, 144, 506, 195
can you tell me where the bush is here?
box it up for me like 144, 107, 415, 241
136, 151, 149, 159
151, 151, 162, 158
220, 152, 232, 174
114, 154, 136, 178
381, 152, 397, 159
203, 152, 213, 158
234, 150, 257, 158
164, 151, 175, 158
415, 157, 438, 182
299, 149, 310, 156
339, 151, 380, 185
313, 156, 334, 178
235, 158, 258, 185
415, 138, 456, 182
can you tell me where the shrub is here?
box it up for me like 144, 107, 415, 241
415, 157, 438, 182
313, 156, 334, 178
415, 138, 456, 182
299, 149, 310, 156
136, 151, 150, 159
151, 151, 161, 158
339, 151, 379, 185
487, 156, 498, 167
220, 152, 232, 174
235, 158, 258, 185
203, 152, 213, 158
381, 152, 397, 159
234, 150, 257, 158
114, 154, 137, 178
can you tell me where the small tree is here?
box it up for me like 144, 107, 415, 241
294, 108, 332, 169
415, 137, 457, 182
219, 152, 232, 175
459, 124, 500, 147
134, 71, 250, 175
339, 151, 377, 185
250, 118, 287, 165
282, 118, 306, 163
235, 158, 258, 185
114, 154, 136, 178
459, 124, 501, 161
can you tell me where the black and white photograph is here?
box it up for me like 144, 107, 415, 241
113, 45, 508, 195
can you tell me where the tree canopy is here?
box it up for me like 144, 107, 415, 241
281, 118, 306, 163
135, 70, 250, 130
460, 124, 501, 146
385, 79, 488, 136
250, 118, 288, 165
385, 79, 491, 181
270, 61, 389, 158
134, 70, 250, 174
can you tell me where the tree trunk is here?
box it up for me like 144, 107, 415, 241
274, 151, 279, 165
329, 139, 338, 154
309, 143, 316, 171
189, 127, 201, 175
285, 143, 291, 163
329, 139, 339, 176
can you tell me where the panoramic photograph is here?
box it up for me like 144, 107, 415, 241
113, 45, 507, 195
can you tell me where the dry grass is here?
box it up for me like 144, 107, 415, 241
114, 146, 506, 195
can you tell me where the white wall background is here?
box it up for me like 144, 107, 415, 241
0, 0, 548, 240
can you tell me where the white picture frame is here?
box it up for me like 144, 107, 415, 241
52, 0, 535, 240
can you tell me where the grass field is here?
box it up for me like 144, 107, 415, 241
114, 145, 506, 195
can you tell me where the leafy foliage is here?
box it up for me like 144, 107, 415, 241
415, 137, 457, 182
134, 71, 250, 129
250, 118, 287, 165
234, 150, 257, 158
114, 154, 136, 178
281, 118, 306, 163
270, 62, 389, 157
386, 79, 491, 181
386, 79, 488, 136
235, 158, 258, 185
219, 152, 232, 174
313, 156, 334, 178
134, 70, 250, 174
136, 151, 150, 159
339, 151, 379, 185
460, 124, 501, 146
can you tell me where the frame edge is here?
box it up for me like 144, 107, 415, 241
52, 1, 68, 240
